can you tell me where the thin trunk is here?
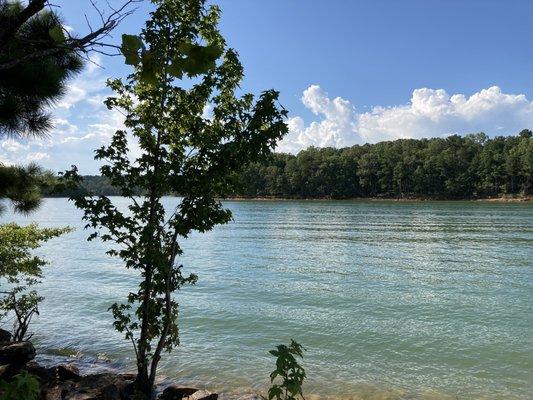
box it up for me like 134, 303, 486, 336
150, 231, 180, 386
135, 128, 162, 397
136, 25, 171, 397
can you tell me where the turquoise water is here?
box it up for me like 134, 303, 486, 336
1, 198, 532, 399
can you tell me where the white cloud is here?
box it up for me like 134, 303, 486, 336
26, 152, 50, 162
279, 85, 359, 152
56, 56, 107, 111
4, 79, 532, 173
86, 53, 103, 74
2, 140, 27, 154
0, 57, 117, 173
278, 85, 533, 153
0, 141, 50, 164
57, 84, 87, 109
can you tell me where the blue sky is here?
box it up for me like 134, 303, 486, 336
2, 0, 533, 173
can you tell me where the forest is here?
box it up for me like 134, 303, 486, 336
55, 130, 532, 200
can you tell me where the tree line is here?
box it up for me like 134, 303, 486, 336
53, 130, 532, 200
236, 131, 532, 199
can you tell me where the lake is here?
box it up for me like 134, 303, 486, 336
1, 198, 532, 399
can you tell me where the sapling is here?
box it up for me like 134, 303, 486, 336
64, 0, 288, 396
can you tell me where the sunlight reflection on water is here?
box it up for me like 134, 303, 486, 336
2, 198, 532, 399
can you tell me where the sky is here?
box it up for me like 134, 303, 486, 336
2, 0, 533, 174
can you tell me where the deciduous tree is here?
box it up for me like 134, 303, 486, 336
64, 0, 288, 396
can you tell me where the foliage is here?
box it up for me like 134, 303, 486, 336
0, 164, 57, 215
0, 371, 40, 400
0, 223, 71, 341
57, 131, 533, 200
46, 175, 143, 198
235, 130, 532, 199
0, 0, 139, 71
0, 1, 83, 137
267, 340, 306, 400
63, 0, 288, 396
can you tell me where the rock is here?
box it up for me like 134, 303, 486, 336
161, 387, 198, 399
56, 363, 80, 381
160, 386, 218, 400
234, 395, 262, 400
0, 364, 9, 379
0, 328, 11, 343
42, 373, 132, 400
25, 361, 55, 382
120, 373, 136, 381
0, 363, 28, 380
189, 390, 218, 400
43, 385, 69, 400
0, 341, 35, 365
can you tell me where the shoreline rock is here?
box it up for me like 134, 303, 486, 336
40, 371, 135, 400
0, 328, 12, 343
161, 386, 218, 400
0, 340, 36, 371
0, 339, 219, 400
0, 337, 224, 400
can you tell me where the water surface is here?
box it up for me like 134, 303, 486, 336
2, 198, 532, 399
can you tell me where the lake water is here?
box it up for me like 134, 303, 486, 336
1, 198, 532, 399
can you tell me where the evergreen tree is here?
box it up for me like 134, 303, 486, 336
0, 1, 83, 137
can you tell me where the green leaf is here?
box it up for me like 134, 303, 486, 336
139, 51, 157, 85
173, 44, 223, 77
203, 44, 224, 59
167, 61, 183, 79
268, 386, 282, 400
48, 26, 65, 43
121, 34, 144, 66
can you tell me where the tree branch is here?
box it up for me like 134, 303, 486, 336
0, 0, 142, 70
0, 0, 47, 50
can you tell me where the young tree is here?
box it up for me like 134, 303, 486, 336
267, 340, 306, 400
0, 223, 70, 341
64, 0, 288, 396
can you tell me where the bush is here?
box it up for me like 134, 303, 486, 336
0, 371, 40, 400
0, 223, 71, 341
267, 340, 306, 400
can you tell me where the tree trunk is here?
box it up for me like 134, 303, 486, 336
135, 367, 152, 399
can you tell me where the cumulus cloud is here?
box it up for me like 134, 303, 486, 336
279, 85, 359, 152
4, 76, 533, 173
1, 140, 51, 164
26, 152, 50, 162
277, 85, 533, 153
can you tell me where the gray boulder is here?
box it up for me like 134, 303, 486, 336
0, 328, 11, 343
0, 341, 35, 365
42, 372, 134, 400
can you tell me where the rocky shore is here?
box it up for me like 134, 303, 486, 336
0, 329, 226, 400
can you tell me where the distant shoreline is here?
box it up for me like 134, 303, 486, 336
223, 196, 532, 202
45, 195, 532, 202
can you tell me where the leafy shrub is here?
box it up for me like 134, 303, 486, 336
0, 223, 71, 340
267, 340, 306, 400
0, 371, 40, 400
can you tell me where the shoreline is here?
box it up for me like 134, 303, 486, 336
32, 351, 525, 400
44, 195, 532, 203
222, 195, 532, 203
